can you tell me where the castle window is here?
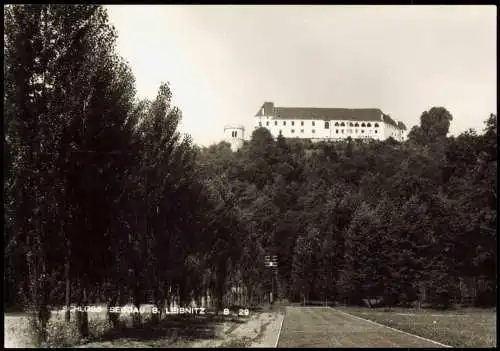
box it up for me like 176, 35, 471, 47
350, 122, 354, 127
259, 122, 262, 127
341, 122, 345, 127
375, 130, 378, 134
374, 123, 379, 127
335, 122, 339, 126
301, 121, 304, 126
291, 121, 295, 126
361, 129, 364, 133
283, 121, 286, 126
312, 129, 315, 134
324, 122, 329, 129
300, 129, 304, 133
355, 123, 359, 127
291, 129, 295, 133
355, 129, 358, 133
279, 129, 282, 134
312, 121, 315, 126
367, 123, 371, 127
361, 123, 366, 127
266, 121, 269, 126
335, 129, 339, 134
341, 129, 344, 134
275, 121, 278, 126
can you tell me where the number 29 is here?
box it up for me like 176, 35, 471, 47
238, 308, 249, 316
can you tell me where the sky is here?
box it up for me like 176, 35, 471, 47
106, 5, 496, 147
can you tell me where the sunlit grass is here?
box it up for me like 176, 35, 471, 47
337, 307, 496, 348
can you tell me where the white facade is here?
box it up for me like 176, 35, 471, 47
223, 124, 245, 152
254, 114, 407, 142
383, 122, 406, 141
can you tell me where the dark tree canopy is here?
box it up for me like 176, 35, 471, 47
409, 107, 453, 145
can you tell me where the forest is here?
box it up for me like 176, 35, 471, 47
4, 4, 497, 345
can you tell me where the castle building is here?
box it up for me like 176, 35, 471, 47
223, 124, 245, 152
253, 101, 407, 142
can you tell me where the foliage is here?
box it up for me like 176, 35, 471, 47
197, 110, 496, 308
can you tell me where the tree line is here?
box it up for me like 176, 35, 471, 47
3, 4, 497, 347
204, 108, 496, 310
4, 4, 242, 345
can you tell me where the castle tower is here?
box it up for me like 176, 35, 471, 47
223, 124, 245, 152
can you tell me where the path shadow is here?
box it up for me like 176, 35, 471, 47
94, 313, 245, 344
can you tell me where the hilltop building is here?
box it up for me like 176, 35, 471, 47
253, 101, 407, 142
223, 124, 245, 152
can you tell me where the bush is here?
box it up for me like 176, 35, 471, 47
43, 318, 81, 347
37, 312, 113, 347
88, 318, 113, 340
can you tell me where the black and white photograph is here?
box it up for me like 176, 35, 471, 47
3, 4, 497, 348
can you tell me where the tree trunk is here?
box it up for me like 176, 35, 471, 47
166, 284, 172, 313
216, 262, 226, 311
107, 287, 119, 329
157, 291, 165, 321
132, 283, 141, 327
151, 280, 161, 324
76, 282, 89, 339
196, 287, 202, 308
205, 287, 210, 309
64, 258, 71, 322
247, 284, 253, 306
38, 267, 51, 345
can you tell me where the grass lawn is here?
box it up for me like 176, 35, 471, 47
337, 306, 496, 348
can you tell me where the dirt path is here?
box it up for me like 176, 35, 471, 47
278, 307, 448, 347
188, 311, 284, 348
249, 312, 284, 347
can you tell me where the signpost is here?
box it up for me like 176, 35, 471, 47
264, 255, 278, 304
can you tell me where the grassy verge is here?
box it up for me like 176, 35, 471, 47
5, 307, 282, 348
337, 306, 496, 348
5, 301, 285, 348
5, 310, 240, 348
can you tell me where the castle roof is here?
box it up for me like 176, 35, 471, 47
397, 121, 407, 131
